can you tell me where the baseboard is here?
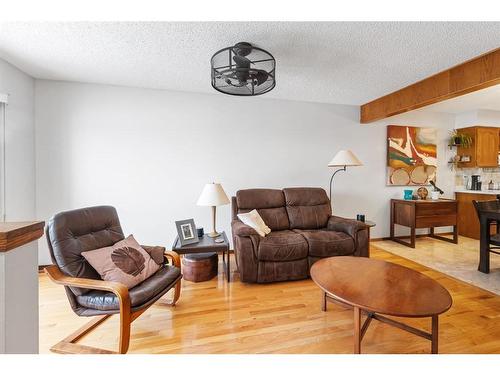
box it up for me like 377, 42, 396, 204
370, 232, 454, 242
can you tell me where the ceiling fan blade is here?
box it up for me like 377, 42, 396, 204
235, 67, 250, 83
233, 55, 251, 68
254, 70, 269, 86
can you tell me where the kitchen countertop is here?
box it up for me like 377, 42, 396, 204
454, 189, 500, 195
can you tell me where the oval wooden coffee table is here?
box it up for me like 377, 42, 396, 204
311, 257, 452, 354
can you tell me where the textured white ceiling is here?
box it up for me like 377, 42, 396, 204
0, 22, 499, 105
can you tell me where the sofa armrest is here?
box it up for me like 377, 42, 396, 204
231, 220, 260, 282
231, 220, 260, 237
327, 216, 369, 257
327, 216, 367, 237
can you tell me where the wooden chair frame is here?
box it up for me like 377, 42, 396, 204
44, 251, 181, 354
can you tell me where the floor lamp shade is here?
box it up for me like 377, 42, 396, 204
328, 150, 363, 167
196, 183, 230, 237
327, 150, 363, 201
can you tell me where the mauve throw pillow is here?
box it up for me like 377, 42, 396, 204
82, 235, 161, 289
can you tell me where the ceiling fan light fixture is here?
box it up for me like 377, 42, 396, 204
211, 41, 276, 96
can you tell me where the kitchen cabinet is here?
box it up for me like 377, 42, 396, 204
456, 126, 499, 168
455, 192, 498, 239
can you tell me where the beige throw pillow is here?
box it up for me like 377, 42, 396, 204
82, 235, 161, 289
237, 209, 271, 237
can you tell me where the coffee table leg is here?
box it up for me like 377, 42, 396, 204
321, 292, 327, 311
354, 306, 361, 354
226, 249, 230, 282
431, 315, 438, 354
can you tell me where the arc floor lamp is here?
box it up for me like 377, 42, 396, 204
328, 150, 363, 200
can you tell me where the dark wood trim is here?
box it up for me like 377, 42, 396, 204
0, 221, 45, 252
360, 48, 500, 123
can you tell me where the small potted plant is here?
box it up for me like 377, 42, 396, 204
449, 130, 472, 148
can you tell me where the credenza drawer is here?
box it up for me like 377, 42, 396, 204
415, 215, 457, 228
416, 202, 457, 217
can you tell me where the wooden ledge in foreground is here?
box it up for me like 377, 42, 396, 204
0, 221, 45, 252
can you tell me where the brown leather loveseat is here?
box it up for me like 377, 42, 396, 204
231, 187, 369, 283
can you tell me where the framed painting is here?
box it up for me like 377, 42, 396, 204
387, 125, 437, 186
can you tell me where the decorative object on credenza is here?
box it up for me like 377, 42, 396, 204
417, 187, 429, 200
356, 214, 366, 222
430, 191, 439, 200
175, 219, 199, 246
196, 227, 204, 237
429, 180, 444, 200
197, 182, 230, 238
327, 150, 363, 200
210, 42, 276, 96
404, 189, 413, 200
387, 125, 437, 186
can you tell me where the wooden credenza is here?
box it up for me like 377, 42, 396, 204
390, 199, 458, 248
455, 192, 499, 239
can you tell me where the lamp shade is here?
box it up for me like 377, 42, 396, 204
328, 150, 363, 167
196, 183, 230, 206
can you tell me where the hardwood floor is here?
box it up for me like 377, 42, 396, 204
39, 247, 500, 354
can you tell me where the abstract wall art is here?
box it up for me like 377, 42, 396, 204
387, 125, 437, 186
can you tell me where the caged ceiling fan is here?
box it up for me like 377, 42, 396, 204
210, 42, 276, 96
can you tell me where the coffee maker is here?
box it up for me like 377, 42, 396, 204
470, 175, 482, 191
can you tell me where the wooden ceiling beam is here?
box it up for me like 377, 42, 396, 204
360, 48, 500, 124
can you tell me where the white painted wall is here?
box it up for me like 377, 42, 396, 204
455, 109, 500, 128
35, 80, 456, 265
0, 59, 36, 221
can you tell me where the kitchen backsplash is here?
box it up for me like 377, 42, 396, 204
455, 167, 500, 190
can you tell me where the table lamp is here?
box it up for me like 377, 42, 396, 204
196, 183, 230, 238
328, 150, 363, 200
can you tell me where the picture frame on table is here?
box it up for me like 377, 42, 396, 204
175, 219, 199, 246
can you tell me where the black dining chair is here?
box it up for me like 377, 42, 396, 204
472, 195, 500, 273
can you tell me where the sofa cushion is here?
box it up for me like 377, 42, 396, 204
76, 265, 181, 311
257, 230, 308, 261
283, 187, 332, 230
237, 209, 271, 237
257, 258, 309, 283
294, 229, 355, 257
236, 189, 289, 230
